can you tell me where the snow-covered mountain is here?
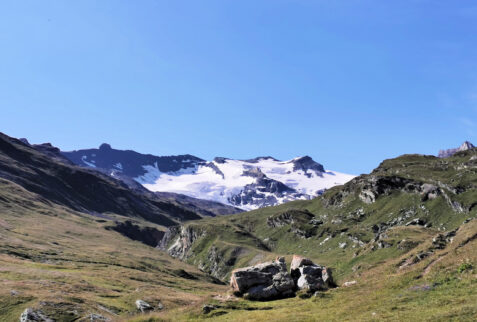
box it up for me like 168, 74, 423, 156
62, 146, 355, 210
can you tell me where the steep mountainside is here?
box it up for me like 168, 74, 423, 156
62, 146, 355, 210
159, 148, 477, 282
0, 132, 201, 226
155, 192, 243, 217
0, 177, 225, 321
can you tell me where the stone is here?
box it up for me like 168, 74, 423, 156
135, 299, 153, 313
339, 242, 347, 249
202, 304, 219, 314
290, 255, 314, 271
405, 218, 426, 226
342, 280, 357, 287
290, 255, 334, 292
20, 308, 53, 322
89, 313, 109, 321
230, 257, 295, 300
420, 184, 440, 201
156, 300, 164, 310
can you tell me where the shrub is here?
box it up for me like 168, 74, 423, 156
457, 262, 473, 274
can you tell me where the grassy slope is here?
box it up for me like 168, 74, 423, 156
144, 150, 477, 320
1, 142, 476, 321
162, 150, 477, 281
130, 218, 477, 321
0, 178, 226, 321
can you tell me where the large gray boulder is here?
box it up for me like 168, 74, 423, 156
290, 255, 334, 292
230, 257, 295, 300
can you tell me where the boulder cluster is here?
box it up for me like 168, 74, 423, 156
230, 255, 334, 300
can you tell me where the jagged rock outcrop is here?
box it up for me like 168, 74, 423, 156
267, 210, 318, 238
158, 225, 204, 260
438, 141, 475, 158
20, 308, 53, 322
230, 257, 295, 300
229, 173, 309, 209
290, 255, 334, 292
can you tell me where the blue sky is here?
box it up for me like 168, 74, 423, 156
1, 1, 476, 174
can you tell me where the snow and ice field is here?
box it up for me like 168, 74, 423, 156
136, 157, 355, 210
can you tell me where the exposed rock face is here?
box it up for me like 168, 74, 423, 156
20, 308, 53, 322
62, 144, 203, 178
158, 225, 204, 260
291, 156, 325, 176
266, 210, 318, 238
290, 255, 334, 292
230, 257, 295, 300
438, 141, 475, 158
229, 174, 309, 209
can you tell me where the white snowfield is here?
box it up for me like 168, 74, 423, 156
136, 157, 355, 210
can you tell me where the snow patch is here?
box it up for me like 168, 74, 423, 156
81, 155, 96, 168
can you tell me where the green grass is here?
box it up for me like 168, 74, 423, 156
0, 179, 226, 321
1, 149, 477, 321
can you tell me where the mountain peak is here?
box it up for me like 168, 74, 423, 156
290, 156, 325, 173
459, 141, 475, 151
99, 143, 112, 151
438, 141, 475, 158
244, 156, 280, 163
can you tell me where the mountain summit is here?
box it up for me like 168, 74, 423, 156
438, 141, 475, 158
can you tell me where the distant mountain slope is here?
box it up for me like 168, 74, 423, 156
155, 191, 243, 217
0, 132, 201, 226
62, 143, 204, 177
63, 146, 355, 210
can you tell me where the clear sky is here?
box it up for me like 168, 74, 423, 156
1, 1, 476, 174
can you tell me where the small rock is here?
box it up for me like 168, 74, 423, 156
135, 299, 153, 313
342, 281, 357, 287
156, 301, 164, 310
202, 304, 219, 314
89, 313, 109, 321
10, 290, 18, 296
339, 242, 347, 249
405, 218, 426, 226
